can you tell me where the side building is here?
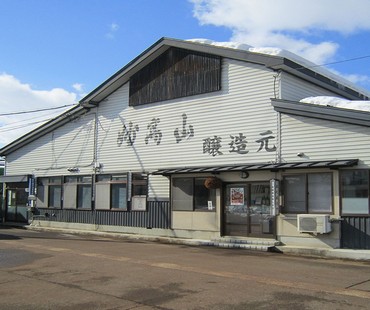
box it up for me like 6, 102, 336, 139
0, 38, 369, 250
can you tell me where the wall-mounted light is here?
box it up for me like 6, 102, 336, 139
241, 171, 249, 179
67, 167, 79, 173
93, 162, 102, 172
297, 152, 305, 158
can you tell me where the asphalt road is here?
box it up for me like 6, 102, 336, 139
0, 226, 370, 310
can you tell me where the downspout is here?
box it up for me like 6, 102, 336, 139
270, 71, 283, 223
92, 108, 99, 213
0, 157, 5, 223
273, 70, 282, 164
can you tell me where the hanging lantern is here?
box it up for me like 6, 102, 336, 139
204, 176, 222, 189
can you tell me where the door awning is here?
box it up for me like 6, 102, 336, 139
152, 159, 358, 176
0, 174, 31, 183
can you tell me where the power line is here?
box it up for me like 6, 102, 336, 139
0, 103, 77, 116
296, 55, 370, 71
0, 117, 54, 133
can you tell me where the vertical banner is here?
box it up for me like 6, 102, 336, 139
127, 172, 132, 202
28, 177, 35, 196
28, 176, 36, 208
270, 179, 280, 216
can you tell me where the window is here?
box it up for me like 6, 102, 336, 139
64, 176, 92, 209
194, 178, 216, 211
283, 173, 332, 214
130, 173, 148, 211
78, 183, 92, 209
95, 173, 147, 211
96, 175, 128, 210
172, 177, 216, 211
36, 177, 62, 208
341, 170, 369, 215
49, 177, 62, 208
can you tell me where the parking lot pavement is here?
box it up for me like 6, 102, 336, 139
1, 226, 370, 309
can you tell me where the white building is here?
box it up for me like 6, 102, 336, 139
1, 38, 369, 250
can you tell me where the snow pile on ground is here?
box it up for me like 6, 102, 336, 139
299, 96, 370, 112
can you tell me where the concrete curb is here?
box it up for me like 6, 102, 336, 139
275, 246, 370, 261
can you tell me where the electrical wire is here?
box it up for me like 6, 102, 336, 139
0, 117, 55, 133
0, 107, 65, 132
0, 103, 77, 116
295, 55, 370, 71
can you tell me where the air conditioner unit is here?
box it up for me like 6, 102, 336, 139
297, 214, 331, 234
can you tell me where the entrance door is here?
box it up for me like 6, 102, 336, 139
223, 183, 273, 237
224, 184, 249, 236
6, 188, 29, 223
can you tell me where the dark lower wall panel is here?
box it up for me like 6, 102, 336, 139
341, 217, 370, 249
34, 201, 171, 229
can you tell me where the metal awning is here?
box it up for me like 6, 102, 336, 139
152, 159, 358, 175
0, 174, 31, 183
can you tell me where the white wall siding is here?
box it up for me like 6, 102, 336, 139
280, 114, 370, 166
96, 59, 279, 176
148, 174, 169, 200
6, 113, 95, 176
280, 72, 342, 101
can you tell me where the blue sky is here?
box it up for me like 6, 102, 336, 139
1, 0, 370, 146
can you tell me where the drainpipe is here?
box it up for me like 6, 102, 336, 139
273, 70, 282, 164
92, 109, 99, 211
276, 111, 282, 164
0, 157, 5, 223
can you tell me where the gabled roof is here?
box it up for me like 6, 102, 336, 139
271, 98, 370, 127
1, 37, 370, 156
80, 37, 370, 107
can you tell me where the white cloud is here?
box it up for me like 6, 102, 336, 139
106, 22, 119, 39
110, 23, 119, 32
72, 83, 84, 92
190, 0, 370, 64
0, 73, 78, 146
328, 68, 370, 88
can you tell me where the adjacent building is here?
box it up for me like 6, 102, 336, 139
1, 38, 369, 250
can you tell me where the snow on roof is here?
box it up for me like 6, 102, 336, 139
300, 96, 370, 113
187, 38, 370, 99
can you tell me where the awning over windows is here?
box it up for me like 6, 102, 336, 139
152, 159, 358, 176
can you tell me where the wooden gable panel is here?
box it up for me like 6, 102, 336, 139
129, 47, 221, 106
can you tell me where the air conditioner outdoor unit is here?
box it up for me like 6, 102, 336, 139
297, 214, 331, 234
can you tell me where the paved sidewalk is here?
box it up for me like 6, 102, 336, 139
3, 223, 370, 261
3, 224, 370, 261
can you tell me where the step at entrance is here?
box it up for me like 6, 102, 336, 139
201, 237, 280, 252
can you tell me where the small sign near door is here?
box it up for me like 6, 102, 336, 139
230, 187, 244, 205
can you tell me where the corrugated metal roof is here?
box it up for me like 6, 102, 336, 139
152, 159, 358, 175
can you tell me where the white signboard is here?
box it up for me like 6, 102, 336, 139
131, 196, 146, 211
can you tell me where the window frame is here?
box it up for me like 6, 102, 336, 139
48, 177, 62, 209
36, 177, 63, 209
95, 173, 148, 211
171, 177, 217, 212
282, 172, 333, 214
340, 169, 370, 216
64, 175, 92, 209
95, 174, 128, 211
130, 173, 148, 211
